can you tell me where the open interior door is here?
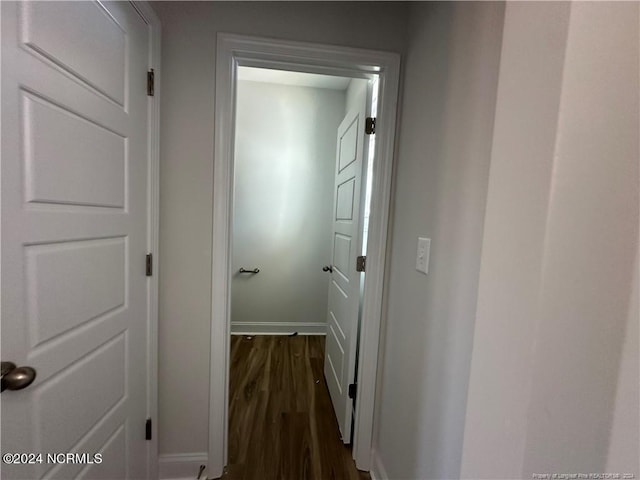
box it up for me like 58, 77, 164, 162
324, 80, 373, 443
1, 2, 151, 478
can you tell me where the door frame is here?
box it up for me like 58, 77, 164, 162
210, 33, 400, 477
129, 2, 161, 478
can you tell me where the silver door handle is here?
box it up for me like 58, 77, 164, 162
1, 361, 36, 392
322, 265, 333, 273
239, 267, 260, 274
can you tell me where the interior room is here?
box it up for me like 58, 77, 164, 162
231, 68, 364, 338
228, 67, 373, 477
1, 2, 638, 480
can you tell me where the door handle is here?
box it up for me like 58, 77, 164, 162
322, 265, 333, 273
1, 361, 36, 392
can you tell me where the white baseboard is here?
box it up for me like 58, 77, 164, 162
159, 453, 208, 480
370, 448, 388, 480
231, 321, 327, 335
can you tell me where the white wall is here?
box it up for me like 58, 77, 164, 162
460, 3, 572, 476
155, 2, 638, 475
231, 80, 344, 334
372, 3, 505, 479
462, 2, 639, 478
152, 0, 409, 460
607, 247, 639, 474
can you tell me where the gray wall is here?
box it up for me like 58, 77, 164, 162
461, 2, 639, 478
373, 3, 505, 478
231, 80, 344, 333
607, 246, 639, 474
152, 0, 409, 458
154, 1, 638, 476
460, 3, 573, 476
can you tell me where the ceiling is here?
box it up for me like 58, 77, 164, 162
237, 66, 352, 91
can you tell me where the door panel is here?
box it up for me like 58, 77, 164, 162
25, 237, 126, 346
21, 1, 127, 105
1, 2, 150, 479
32, 334, 126, 455
326, 320, 345, 393
324, 97, 370, 443
23, 92, 126, 208
76, 425, 127, 480
333, 234, 351, 279
338, 116, 358, 172
336, 179, 356, 220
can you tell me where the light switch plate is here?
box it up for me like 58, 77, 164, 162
416, 237, 430, 274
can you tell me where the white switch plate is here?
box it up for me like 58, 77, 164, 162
416, 237, 431, 274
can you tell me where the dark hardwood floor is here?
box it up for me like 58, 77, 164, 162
218, 335, 369, 480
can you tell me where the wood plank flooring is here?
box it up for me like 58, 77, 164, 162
218, 335, 369, 480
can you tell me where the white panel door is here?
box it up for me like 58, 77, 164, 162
1, 2, 150, 479
324, 95, 371, 443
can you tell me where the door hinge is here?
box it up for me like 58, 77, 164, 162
348, 383, 357, 400
356, 255, 366, 272
145, 418, 152, 440
146, 253, 153, 276
365, 117, 376, 135
147, 69, 155, 96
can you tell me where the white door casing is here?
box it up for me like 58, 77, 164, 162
324, 100, 370, 443
1, 2, 156, 479
212, 34, 400, 476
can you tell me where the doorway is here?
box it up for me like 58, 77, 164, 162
227, 67, 373, 477
210, 33, 400, 478
231, 68, 358, 337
